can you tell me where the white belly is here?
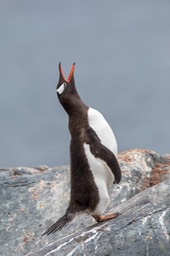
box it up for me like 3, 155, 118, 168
87, 108, 118, 155
83, 143, 114, 215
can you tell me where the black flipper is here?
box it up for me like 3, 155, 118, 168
42, 210, 75, 235
93, 144, 121, 183
86, 128, 121, 184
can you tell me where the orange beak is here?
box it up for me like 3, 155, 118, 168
59, 63, 75, 82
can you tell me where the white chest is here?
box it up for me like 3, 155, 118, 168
83, 143, 114, 215
87, 108, 118, 155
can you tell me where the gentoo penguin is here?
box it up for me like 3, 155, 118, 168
43, 63, 121, 235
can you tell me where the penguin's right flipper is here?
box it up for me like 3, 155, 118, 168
42, 211, 75, 235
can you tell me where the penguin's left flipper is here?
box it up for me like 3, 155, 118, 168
86, 128, 121, 183
92, 143, 121, 183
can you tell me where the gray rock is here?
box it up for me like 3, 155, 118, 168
0, 150, 170, 256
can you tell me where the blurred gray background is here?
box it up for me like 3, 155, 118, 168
0, 0, 169, 168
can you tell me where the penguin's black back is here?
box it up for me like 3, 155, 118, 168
69, 135, 100, 213
68, 106, 100, 213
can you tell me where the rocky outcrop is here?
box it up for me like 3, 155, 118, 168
0, 149, 170, 256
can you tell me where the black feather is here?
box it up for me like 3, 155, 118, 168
42, 211, 75, 235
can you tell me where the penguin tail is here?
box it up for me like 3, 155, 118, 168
42, 210, 75, 235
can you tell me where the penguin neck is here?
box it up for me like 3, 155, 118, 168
61, 94, 88, 117
66, 97, 89, 136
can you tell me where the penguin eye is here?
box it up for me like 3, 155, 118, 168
57, 83, 67, 95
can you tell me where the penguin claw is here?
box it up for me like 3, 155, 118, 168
92, 212, 120, 222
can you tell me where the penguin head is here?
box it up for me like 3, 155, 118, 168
56, 62, 79, 98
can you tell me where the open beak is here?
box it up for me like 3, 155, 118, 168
59, 63, 75, 82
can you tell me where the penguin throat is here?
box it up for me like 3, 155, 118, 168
61, 97, 88, 116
